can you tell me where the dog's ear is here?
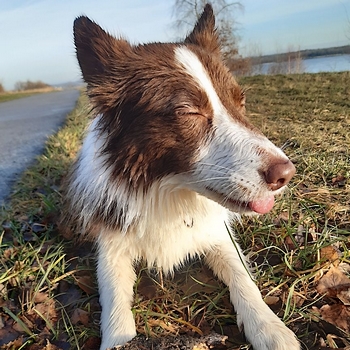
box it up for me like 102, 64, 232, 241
184, 4, 220, 55
74, 16, 131, 84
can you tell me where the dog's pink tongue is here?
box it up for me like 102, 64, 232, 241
249, 195, 275, 214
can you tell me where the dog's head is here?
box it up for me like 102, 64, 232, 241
74, 4, 295, 216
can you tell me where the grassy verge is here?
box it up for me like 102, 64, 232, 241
0, 88, 60, 103
0, 72, 349, 349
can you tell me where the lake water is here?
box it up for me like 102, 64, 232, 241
255, 54, 350, 74
303, 54, 350, 73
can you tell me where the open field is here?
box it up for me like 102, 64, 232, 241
0, 72, 349, 349
0, 87, 60, 103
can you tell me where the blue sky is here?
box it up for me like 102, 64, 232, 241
0, 0, 349, 90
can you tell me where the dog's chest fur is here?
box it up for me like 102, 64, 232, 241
73, 116, 232, 272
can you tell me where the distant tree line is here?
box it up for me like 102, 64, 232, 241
0, 82, 4, 93
250, 45, 350, 65
14, 80, 51, 91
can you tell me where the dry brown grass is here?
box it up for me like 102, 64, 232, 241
0, 72, 349, 349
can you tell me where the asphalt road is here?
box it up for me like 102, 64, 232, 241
0, 89, 80, 205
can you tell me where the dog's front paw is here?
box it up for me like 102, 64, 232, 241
262, 320, 299, 350
244, 316, 300, 350
100, 330, 136, 350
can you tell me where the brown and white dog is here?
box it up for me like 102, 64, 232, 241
64, 4, 299, 350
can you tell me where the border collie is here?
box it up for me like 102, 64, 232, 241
64, 4, 299, 350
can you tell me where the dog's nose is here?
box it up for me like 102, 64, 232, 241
264, 160, 296, 191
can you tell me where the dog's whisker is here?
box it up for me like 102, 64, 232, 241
180, 167, 227, 176
185, 177, 231, 185
198, 162, 247, 173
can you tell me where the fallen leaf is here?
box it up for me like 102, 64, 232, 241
33, 292, 49, 304
337, 288, 350, 306
318, 304, 350, 333
320, 246, 340, 266
56, 280, 82, 306
75, 274, 97, 295
0, 324, 20, 346
0, 336, 24, 349
317, 265, 350, 301
27, 298, 58, 327
71, 308, 89, 326
43, 339, 63, 350
264, 296, 280, 305
12, 320, 30, 333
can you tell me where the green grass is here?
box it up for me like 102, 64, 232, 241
0, 89, 58, 103
0, 72, 349, 349
0, 92, 38, 103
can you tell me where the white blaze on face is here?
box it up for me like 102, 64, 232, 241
175, 46, 225, 116
174, 46, 287, 212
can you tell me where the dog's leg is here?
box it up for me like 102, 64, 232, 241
205, 233, 300, 350
97, 234, 137, 350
